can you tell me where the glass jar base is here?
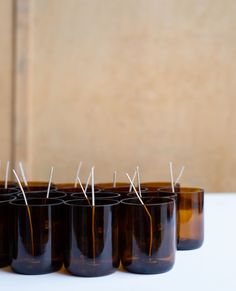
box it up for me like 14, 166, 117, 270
65, 265, 117, 277
177, 239, 203, 250
121, 258, 174, 275
11, 260, 62, 275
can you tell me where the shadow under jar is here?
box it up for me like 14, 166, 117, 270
64, 199, 120, 277
0, 196, 16, 267
158, 187, 204, 250
10, 198, 64, 274
120, 197, 176, 274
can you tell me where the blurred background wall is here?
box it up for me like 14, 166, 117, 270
0, 0, 236, 191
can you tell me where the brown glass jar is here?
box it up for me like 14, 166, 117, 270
158, 187, 204, 250
120, 197, 176, 274
10, 198, 64, 274
64, 199, 120, 277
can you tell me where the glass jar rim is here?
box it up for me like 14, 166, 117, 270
10, 198, 64, 207
65, 198, 120, 207
71, 191, 121, 197
158, 186, 204, 194
0, 196, 17, 203
121, 197, 175, 206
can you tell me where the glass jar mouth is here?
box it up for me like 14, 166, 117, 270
0, 188, 20, 194
71, 191, 121, 198
104, 186, 148, 193
128, 191, 177, 197
10, 198, 64, 207
158, 187, 204, 194
17, 190, 67, 198
95, 182, 129, 188
121, 197, 175, 206
0, 196, 17, 203
65, 198, 120, 207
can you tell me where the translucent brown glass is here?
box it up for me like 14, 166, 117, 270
0, 181, 17, 189
71, 191, 121, 200
120, 197, 176, 274
95, 182, 130, 190
22, 181, 56, 192
102, 186, 148, 198
55, 183, 100, 194
0, 196, 16, 267
158, 187, 204, 250
17, 190, 67, 200
64, 199, 120, 277
0, 188, 20, 196
10, 198, 64, 274
141, 182, 180, 191
127, 190, 177, 199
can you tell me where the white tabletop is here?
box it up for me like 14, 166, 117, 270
1, 193, 236, 291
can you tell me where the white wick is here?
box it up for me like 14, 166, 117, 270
91, 167, 95, 207
126, 173, 144, 205
46, 166, 54, 199
77, 175, 89, 201
13, 169, 28, 206
19, 162, 28, 186
175, 166, 185, 185
74, 161, 83, 188
136, 166, 142, 197
129, 170, 137, 193
113, 170, 117, 188
169, 162, 175, 193
84, 170, 92, 193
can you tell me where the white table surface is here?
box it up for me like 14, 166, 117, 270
1, 193, 236, 291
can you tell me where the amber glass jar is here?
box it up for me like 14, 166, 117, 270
158, 187, 204, 250
120, 197, 176, 274
10, 198, 64, 274
64, 199, 120, 277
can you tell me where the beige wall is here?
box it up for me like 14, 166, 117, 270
1, 0, 236, 191
0, 0, 13, 167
